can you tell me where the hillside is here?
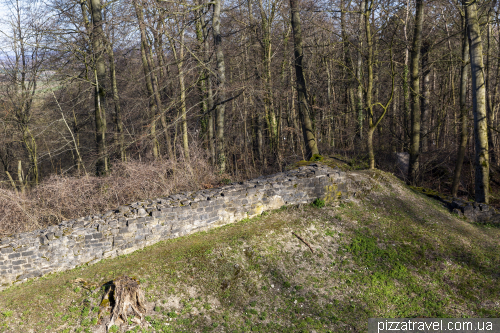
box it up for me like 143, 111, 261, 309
0, 170, 499, 333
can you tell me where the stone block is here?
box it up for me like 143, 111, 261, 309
118, 227, 131, 234
11, 259, 26, 265
1, 247, 13, 254
8, 252, 21, 259
151, 211, 164, 218
21, 249, 37, 258
463, 205, 475, 219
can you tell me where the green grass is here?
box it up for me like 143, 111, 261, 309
0, 171, 499, 332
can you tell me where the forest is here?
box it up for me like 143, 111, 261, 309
0, 0, 497, 235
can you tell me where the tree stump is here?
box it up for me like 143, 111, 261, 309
99, 276, 147, 331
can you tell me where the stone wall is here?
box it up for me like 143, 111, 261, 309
0, 164, 358, 289
413, 188, 500, 225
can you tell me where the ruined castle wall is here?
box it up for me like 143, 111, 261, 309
0, 164, 351, 288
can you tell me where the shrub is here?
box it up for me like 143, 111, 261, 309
0, 146, 220, 236
312, 198, 325, 208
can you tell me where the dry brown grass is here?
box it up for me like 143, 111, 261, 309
0, 148, 220, 237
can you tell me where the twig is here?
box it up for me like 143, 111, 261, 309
200, 90, 245, 116
292, 232, 314, 253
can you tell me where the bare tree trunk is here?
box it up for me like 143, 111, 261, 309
408, 0, 424, 184
133, 0, 161, 159
196, 2, 215, 164
486, 11, 496, 166
169, 30, 190, 163
247, 0, 264, 165
18, 160, 25, 194
207, 71, 215, 164
258, 0, 278, 153
466, 0, 489, 203
139, 38, 159, 159
364, 0, 394, 169
402, 0, 411, 147
452, 15, 469, 198
90, 0, 108, 175
108, 44, 125, 162
364, 0, 375, 168
340, 0, 353, 148
213, 0, 226, 172
420, 41, 430, 153
195, 6, 208, 144
180, 41, 189, 164
153, 18, 173, 159
289, 0, 319, 159
356, 0, 365, 144
391, 83, 398, 151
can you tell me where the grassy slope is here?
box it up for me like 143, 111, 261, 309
0, 171, 499, 333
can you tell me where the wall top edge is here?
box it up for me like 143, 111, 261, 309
0, 163, 343, 245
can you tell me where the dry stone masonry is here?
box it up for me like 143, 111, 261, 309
414, 188, 500, 224
0, 164, 356, 289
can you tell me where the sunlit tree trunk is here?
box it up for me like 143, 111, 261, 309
364, 0, 394, 169
408, 0, 424, 184
195, 2, 215, 163
247, 0, 265, 165
169, 30, 190, 163
420, 41, 430, 153
133, 0, 160, 159
364, 0, 375, 168
340, 0, 353, 149
289, 0, 319, 159
486, 9, 496, 166
152, 17, 173, 159
356, 0, 365, 144
213, 0, 226, 172
466, 0, 489, 203
195, 6, 208, 143
258, 0, 278, 153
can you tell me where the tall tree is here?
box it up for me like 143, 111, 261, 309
133, 0, 162, 159
420, 40, 431, 153
364, 0, 395, 169
89, 0, 108, 175
213, 0, 226, 172
166, 8, 190, 163
0, 0, 48, 185
258, 0, 279, 153
289, 0, 319, 159
451, 12, 469, 198
107, 17, 125, 162
355, 0, 365, 144
466, 0, 489, 203
408, 0, 424, 184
